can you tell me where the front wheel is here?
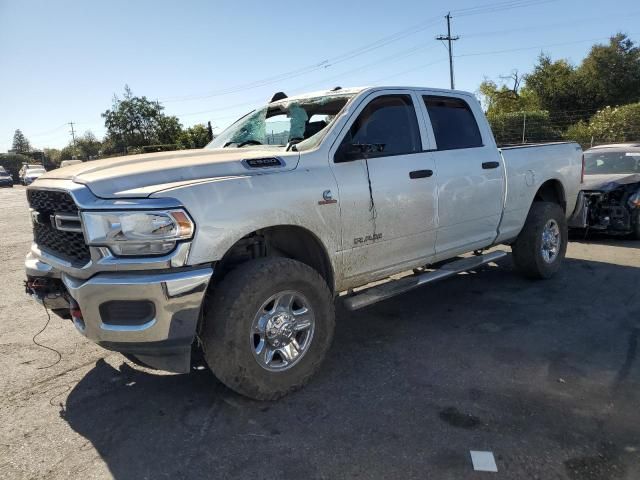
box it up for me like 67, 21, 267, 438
201, 257, 335, 400
511, 201, 568, 279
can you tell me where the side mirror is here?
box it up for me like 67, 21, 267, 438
335, 143, 361, 163
335, 143, 385, 163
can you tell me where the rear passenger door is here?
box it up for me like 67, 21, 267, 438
418, 93, 504, 257
329, 91, 438, 283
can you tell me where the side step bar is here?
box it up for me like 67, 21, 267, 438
343, 250, 508, 311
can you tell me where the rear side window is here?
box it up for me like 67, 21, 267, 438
423, 96, 482, 150
338, 94, 421, 160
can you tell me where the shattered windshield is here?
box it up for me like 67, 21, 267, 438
584, 151, 640, 175
206, 93, 354, 151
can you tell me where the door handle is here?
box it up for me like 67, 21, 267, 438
409, 169, 433, 179
482, 161, 500, 169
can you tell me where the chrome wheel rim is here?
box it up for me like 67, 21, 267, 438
541, 219, 561, 263
250, 290, 315, 372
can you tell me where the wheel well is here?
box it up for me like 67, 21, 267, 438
534, 179, 566, 212
215, 226, 334, 293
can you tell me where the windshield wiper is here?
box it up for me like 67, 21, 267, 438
223, 140, 264, 148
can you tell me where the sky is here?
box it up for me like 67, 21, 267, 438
0, 0, 638, 152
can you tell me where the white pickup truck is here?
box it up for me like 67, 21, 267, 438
25, 86, 583, 400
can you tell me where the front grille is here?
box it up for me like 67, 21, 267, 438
27, 189, 78, 214
27, 189, 91, 264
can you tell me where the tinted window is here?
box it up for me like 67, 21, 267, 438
423, 96, 482, 150
337, 94, 421, 160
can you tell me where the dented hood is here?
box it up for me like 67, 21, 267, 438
583, 173, 640, 192
39, 148, 299, 198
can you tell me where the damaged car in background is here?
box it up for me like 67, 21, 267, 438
570, 143, 640, 239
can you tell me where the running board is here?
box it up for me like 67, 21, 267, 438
343, 251, 508, 311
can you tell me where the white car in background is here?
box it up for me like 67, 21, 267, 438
21, 167, 46, 185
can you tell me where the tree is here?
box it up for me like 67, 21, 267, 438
11, 129, 31, 153
60, 145, 77, 161
577, 33, 640, 109
43, 148, 62, 167
524, 34, 640, 126
102, 85, 183, 152
0, 153, 31, 179
75, 131, 101, 159
177, 124, 211, 149
524, 55, 586, 126
479, 70, 540, 114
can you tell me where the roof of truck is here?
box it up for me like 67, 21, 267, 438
271, 86, 473, 103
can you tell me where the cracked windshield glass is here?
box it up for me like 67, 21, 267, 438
207, 93, 354, 151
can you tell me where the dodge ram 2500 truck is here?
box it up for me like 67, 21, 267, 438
24, 86, 583, 400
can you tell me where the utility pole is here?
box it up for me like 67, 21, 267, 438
436, 13, 460, 90
68, 121, 77, 151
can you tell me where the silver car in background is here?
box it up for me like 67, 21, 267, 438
570, 143, 640, 238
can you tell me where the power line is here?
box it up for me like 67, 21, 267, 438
173, 42, 439, 118
436, 13, 460, 89
24, 0, 570, 143
455, 35, 637, 57
160, 0, 555, 103
29, 123, 68, 138
452, 0, 556, 17
463, 12, 640, 39
371, 58, 449, 83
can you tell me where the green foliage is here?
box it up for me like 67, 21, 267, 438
487, 110, 560, 146
60, 145, 77, 161
177, 124, 211, 149
525, 34, 640, 126
563, 122, 591, 147
75, 131, 101, 159
0, 153, 31, 179
43, 148, 62, 167
564, 103, 640, 147
11, 129, 31, 153
524, 55, 585, 126
478, 71, 540, 115
102, 85, 183, 151
577, 33, 640, 110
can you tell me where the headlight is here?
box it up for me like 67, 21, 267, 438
81, 209, 194, 256
629, 191, 640, 208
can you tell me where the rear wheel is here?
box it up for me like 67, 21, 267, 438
512, 201, 567, 279
201, 257, 335, 400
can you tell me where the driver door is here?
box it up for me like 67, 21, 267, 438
329, 91, 438, 285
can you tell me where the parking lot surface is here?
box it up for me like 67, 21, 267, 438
1, 185, 639, 479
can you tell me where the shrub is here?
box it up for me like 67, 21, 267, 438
563, 103, 640, 147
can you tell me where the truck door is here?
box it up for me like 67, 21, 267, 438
329, 91, 437, 284
418, 93, 504, 257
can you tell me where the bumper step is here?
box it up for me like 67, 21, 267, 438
343, 250, 508, 311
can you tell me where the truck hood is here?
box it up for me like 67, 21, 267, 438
39, 148, 300, 198
583, 173, 640, 192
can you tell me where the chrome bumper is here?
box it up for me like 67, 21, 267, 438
26, 253, 213, 373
